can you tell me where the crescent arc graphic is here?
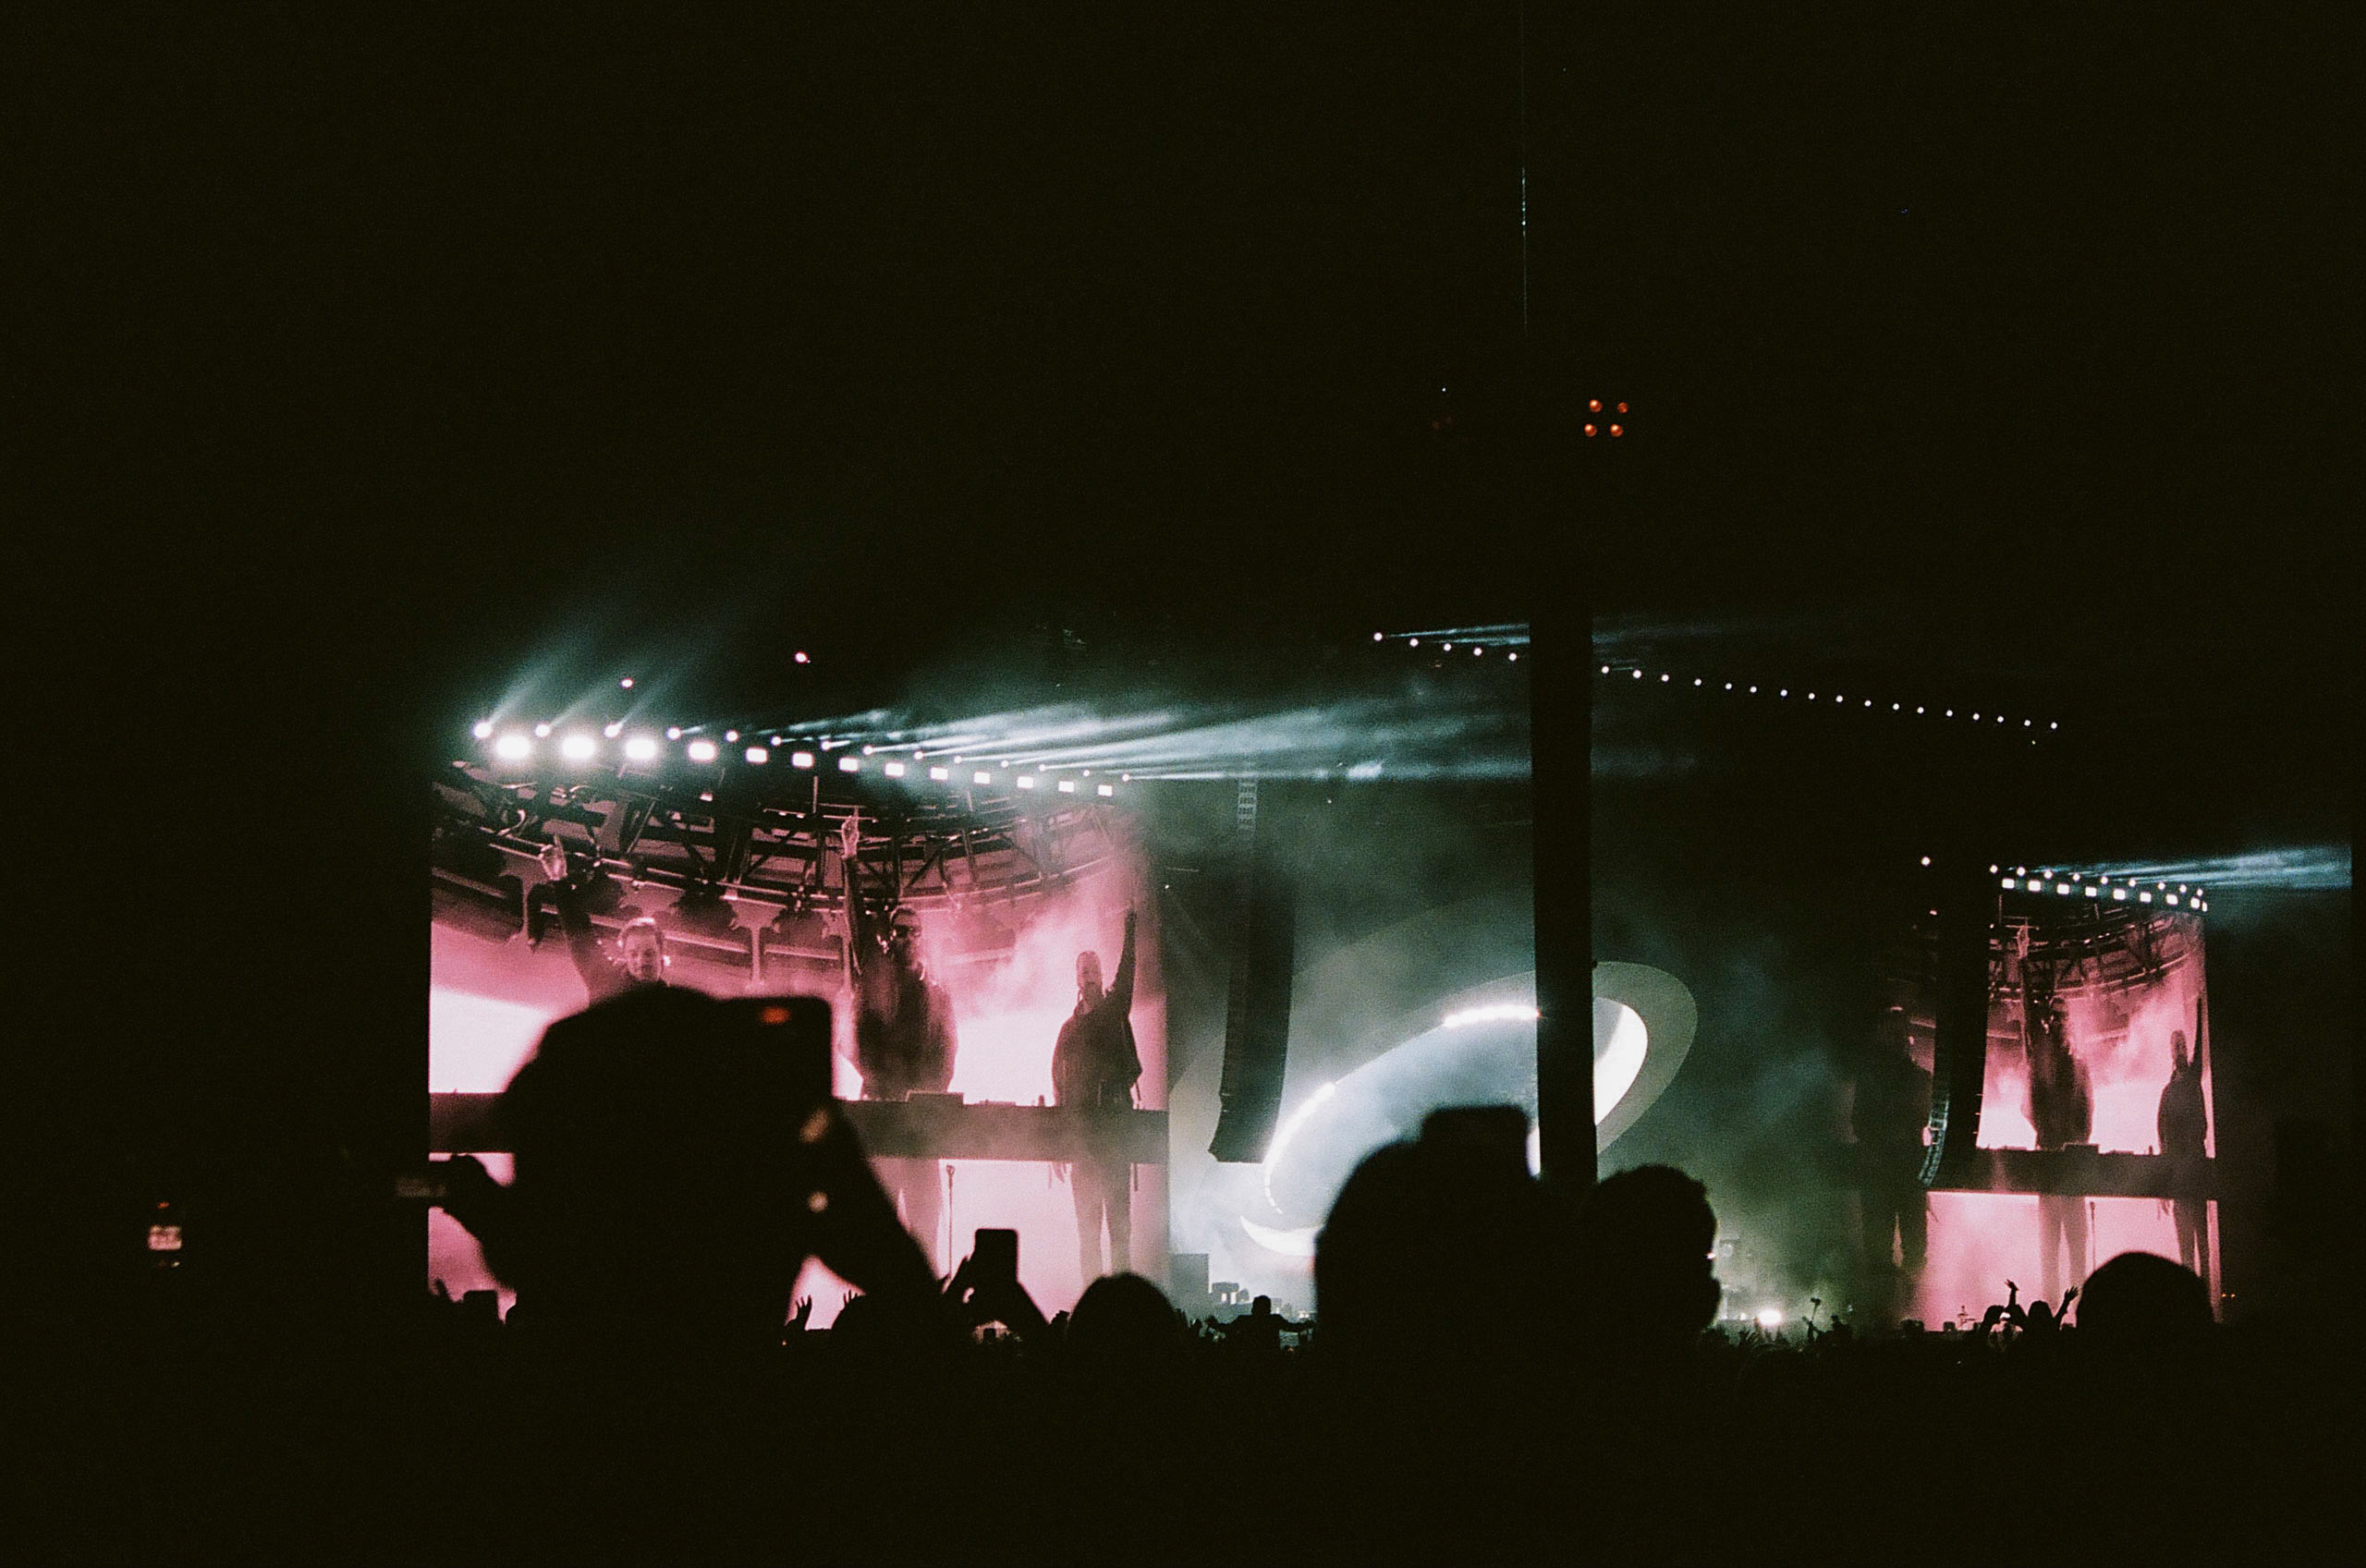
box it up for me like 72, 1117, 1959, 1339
1237, 961, 1698, 1258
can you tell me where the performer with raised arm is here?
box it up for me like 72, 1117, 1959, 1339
540, 841, 669, 1006
838, 812, 959, 1270
2156, 1003, 2212, 1291
1054, 906, 1141, 1283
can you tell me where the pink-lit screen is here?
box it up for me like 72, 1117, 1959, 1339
431, 861, 1165, 1324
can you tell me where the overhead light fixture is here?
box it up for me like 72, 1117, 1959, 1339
1096, 784, 1115, 796
725, 730, 740, 743
838, 756, 861, 772
471, 721, 494, 740
560, 735, 596, 760
1056, 779, 1076, 793
794, 651, 810, 664
623, 735, 659, 762
790, 751, 814, 769
619, 677, 635, 688
929, 766, 951, 782
1017, 775, 1036, 789
686, 739, 719, 763
884, 760, 907, 778
744, 746, 769, 764
665, 726, 683, 740
494, 734, 531, 760
533, 723, 553, 738
973, 771, 992, 785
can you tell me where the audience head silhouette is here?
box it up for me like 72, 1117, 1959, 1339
1573, 1163, 1720, 1361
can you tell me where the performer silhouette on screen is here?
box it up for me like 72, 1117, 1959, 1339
1054, 907, 1140, 1283
2156, 1014, 2212, 1292
839, 816, 959, 1272
540, 842, 669, 1005
2026, 995, 2092, 1303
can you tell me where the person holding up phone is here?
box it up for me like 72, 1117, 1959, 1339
1053, 907, 1140, 1284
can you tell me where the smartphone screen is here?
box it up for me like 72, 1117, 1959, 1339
973, 1227, 1018, 1284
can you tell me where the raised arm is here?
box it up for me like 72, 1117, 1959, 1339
837, 813, 870, 989
541, 843, 616, 1003
1106, 907, 1138, 1016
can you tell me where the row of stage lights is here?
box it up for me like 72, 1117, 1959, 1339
467, 722, 1122, 796
1600, 664, 2060, 736
1984, 863, 2208, 911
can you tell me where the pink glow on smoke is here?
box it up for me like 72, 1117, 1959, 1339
1977, 921, 2214, 1157
1918, 1193, 2219, 1324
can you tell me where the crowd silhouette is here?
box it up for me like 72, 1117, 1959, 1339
40, 989, 2350, 1565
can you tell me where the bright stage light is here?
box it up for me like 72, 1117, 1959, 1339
533, 723, 553, 737
791, 751, 814, 768
839, 756, 861, 772
794, 651, 810, 664
1602, 664, 1611, 674
1443, 1002, 1541, 1028
2140, 892, 2153, 903
1757, 1309, 1785, 1331
744, 746, 769, 764
560, 734, 596, 760
494, 734, 531, 760
2051, 722, 2059, 730
1608, 424, 1623, 437
2114, 888, 2128, 900
1056, 779, 1075, 793
1921, 856, 1931, 867
604, 722, 623, 738
1096, 783, 1115, 796
2084, 886, 2098, 897
619, 677, 634, 688
624, 735, 659, 761
1694, 678, 1702, 686
1660, 673, 1670, 682
471, 720, 494, 740
1971, 712, 1980, 721
884, 760, 907, 778
686, 739, 719, 762
1409, 639, 1420, 648
1443, 643, 1453, 651
1017, 775, 1036, 789
1507, 652, 1518, 662
930, 766, 951, 782
1917, 706, 1925, 714
725, 730, 739, 743
1634, 670, 1643, 679
973, 771, 992, 785
1474, 646, 1483, 656
666, 726, 683, 740
2166, 894, 2179, 906
2002, 877, 2016, 889
1373, 632, 1384, 640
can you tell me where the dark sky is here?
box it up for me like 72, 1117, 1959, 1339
31, 8, 2351, 675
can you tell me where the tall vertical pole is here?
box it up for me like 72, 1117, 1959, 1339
1531, 590, 1593, 1187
